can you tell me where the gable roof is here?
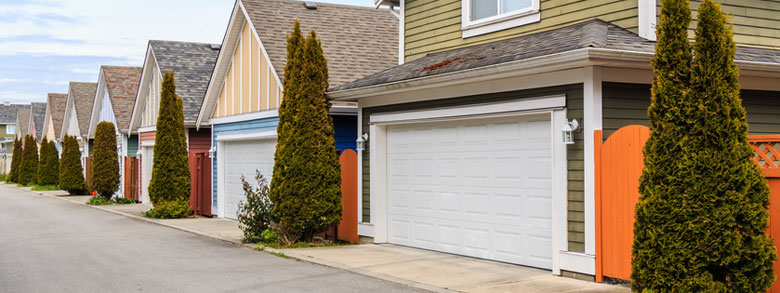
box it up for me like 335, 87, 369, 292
15, 108, 30, 137
70, 82, 98, 135
0, 103, 30, 124
30, 102, 46, 141
101, 66, 142, 131
150, 40, 220, 123
333, 19, 780, 91
46, 93, 68, 139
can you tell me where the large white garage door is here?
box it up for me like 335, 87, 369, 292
223, 139, 276, 219
386, 113, 553, 269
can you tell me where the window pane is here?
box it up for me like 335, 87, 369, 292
502, 0, 532, 13
471, 0, 498, 21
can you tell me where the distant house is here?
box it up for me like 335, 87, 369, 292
14, 108, 30, 140
27, 102, 46, 144
60, 82, 97, 165
87, 65, 142, 198
195, 0, 397, 220
42, 93, 68, 149
0, 102, 30, 153
128, 40, 220, 209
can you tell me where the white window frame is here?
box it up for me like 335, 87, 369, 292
461, 0, 540, 38
6, 124, 15, 134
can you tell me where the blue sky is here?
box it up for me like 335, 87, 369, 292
0, 0, 374, 104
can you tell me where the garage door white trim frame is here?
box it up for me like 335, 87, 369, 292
368, 96, 568, 274
216, 129, 277, 218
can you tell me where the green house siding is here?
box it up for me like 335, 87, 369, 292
127, 135, 138, 157
404, 0, 639, 61
361, 84, 587, 252
664, 0, 780, 49
0, 124, 12, 138
603, 82, 780, 140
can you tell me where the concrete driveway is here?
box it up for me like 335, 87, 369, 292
0, 184, 420, 292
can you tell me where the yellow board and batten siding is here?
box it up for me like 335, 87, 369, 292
213, 21, 283, 118
140, 63, 161, 128
404, 0, 640, 62
673, 0, 780, 49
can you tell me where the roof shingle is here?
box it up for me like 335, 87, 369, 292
30, 102, 46, 142
102, 66, 142, 131
0, 104, 30, 124
47, 93, 68, 139
16, 109, 30, 137
70, 82, 98, 135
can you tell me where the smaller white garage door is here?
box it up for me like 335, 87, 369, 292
386, 114, 553, 269
141, 146, 153, 204
222, 139, 276, 219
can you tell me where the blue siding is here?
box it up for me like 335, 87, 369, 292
212, 117, 279, 206
127, 135, 138, 157
333, 115, 357, 152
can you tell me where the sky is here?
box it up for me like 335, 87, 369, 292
0, 0, 374, 104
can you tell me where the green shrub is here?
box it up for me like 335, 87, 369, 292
91, 121, 120, 200
270, 21, 342, 243
261, 229, 277, 244
31, 184, 59, 191
145, 200, 192, 219
87, 195, 113, 205
114, 197, 135, 204
59, 135, 87, 194
37, 138, 59, 185
632, 0, 776, 291
149, 71, 190, 205
18, 135, 39, 185
237, 171, 274, 243
8, 137, 22, 183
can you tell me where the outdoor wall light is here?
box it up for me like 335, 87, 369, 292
562, 119, 579, 145
356, 133, 369, 151
208, 146, 217, 158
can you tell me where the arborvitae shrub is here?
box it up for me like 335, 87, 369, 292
8, 137, 22, 183
91, 121, 119, 199
632, 0, 776, 291
59, 135, 87, 194
148, 71, 190, 206
18, 135, 39, 185
37, 138, 59, 185
270, 22, 342, 243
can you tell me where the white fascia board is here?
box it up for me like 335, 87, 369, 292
140, 140, 155, 147
87, 70, 106, 139
137, 126, 156, 133
207, 109, 279, 125
216, 130, 277, 142
370, 95, 564, 125
128, 44, 155, 134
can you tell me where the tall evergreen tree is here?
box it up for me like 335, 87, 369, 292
91, 121, 120, 199
59, 135, 86, 194
270, 23, 342, 242
18, 135, 39, 185
37, 138, 59, 185
8, 137, 22, 182
148, 71, 190, 205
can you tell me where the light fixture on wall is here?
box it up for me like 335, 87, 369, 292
356, 133, 369, 151
208, 146, 217, 158
562, 119, 579, 145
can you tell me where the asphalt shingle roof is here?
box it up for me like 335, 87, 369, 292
334, 19, 780, 91
47, 93, 68, 139
102, 66, 142, 131
150, 40, 220, 123
15, 109, 30, 137
243, 0, 399, 88
70, 82, 97, 135
30, 102, 46, 141
0, 104, 30, 124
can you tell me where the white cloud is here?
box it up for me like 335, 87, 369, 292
0, 78, 29, 83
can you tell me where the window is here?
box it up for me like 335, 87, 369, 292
462, 0, 540, 38
6, 125, 14, 134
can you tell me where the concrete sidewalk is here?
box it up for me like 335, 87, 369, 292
8, 182, 627, 293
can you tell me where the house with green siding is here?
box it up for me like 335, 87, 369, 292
328, 0, 780, 280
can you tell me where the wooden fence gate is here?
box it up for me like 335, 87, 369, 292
595, 125, 780, 291
337, 149, 359, 244
188, 152, 212, 216
124, 157, 138, 201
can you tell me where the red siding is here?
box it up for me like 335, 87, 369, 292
139, 131, 156, 142
188, 128, 211, 153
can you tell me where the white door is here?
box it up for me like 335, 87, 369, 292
385, 113, 553, 269
222, 139, 276, 219
141, 146, 153, 204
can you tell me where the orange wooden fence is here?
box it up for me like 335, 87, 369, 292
188, 152, 212, 216
84, 156, 92, 190
124, 157, 138, 201
596, 126, 780, 288
337, 149, 359, 244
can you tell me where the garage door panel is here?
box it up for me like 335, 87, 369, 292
222, 139, 276, 219
386, 114, 553, 269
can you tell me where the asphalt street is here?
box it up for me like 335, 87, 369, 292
0, 185, 420, 292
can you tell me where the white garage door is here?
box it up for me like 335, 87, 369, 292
386, 113, 553, 269
141, 146, 153, 204
222, 139, 276, 219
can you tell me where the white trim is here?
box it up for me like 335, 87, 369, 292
215, 130, 277, 142
141, 140, 155, 147
267, 66, 271, 110
461, 0, 539, 38
330, 105, 358, 115
239, 26, 244, 114
217, 140, 226, 217
551, 109, 568, 275
398, 0, 405, 64
357, 223, 374, 237
638, 0, 657, 41
357, 107, 364, 224
211, 128, 217, 215
370, 95, 564, 124
137, 126, 156, 133
368, 123, 388, 243
558, 251, 595, 275
207, 109, 279, 125
583, 66, 601, 256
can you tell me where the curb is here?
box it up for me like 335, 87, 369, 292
8, 183, 443, 293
